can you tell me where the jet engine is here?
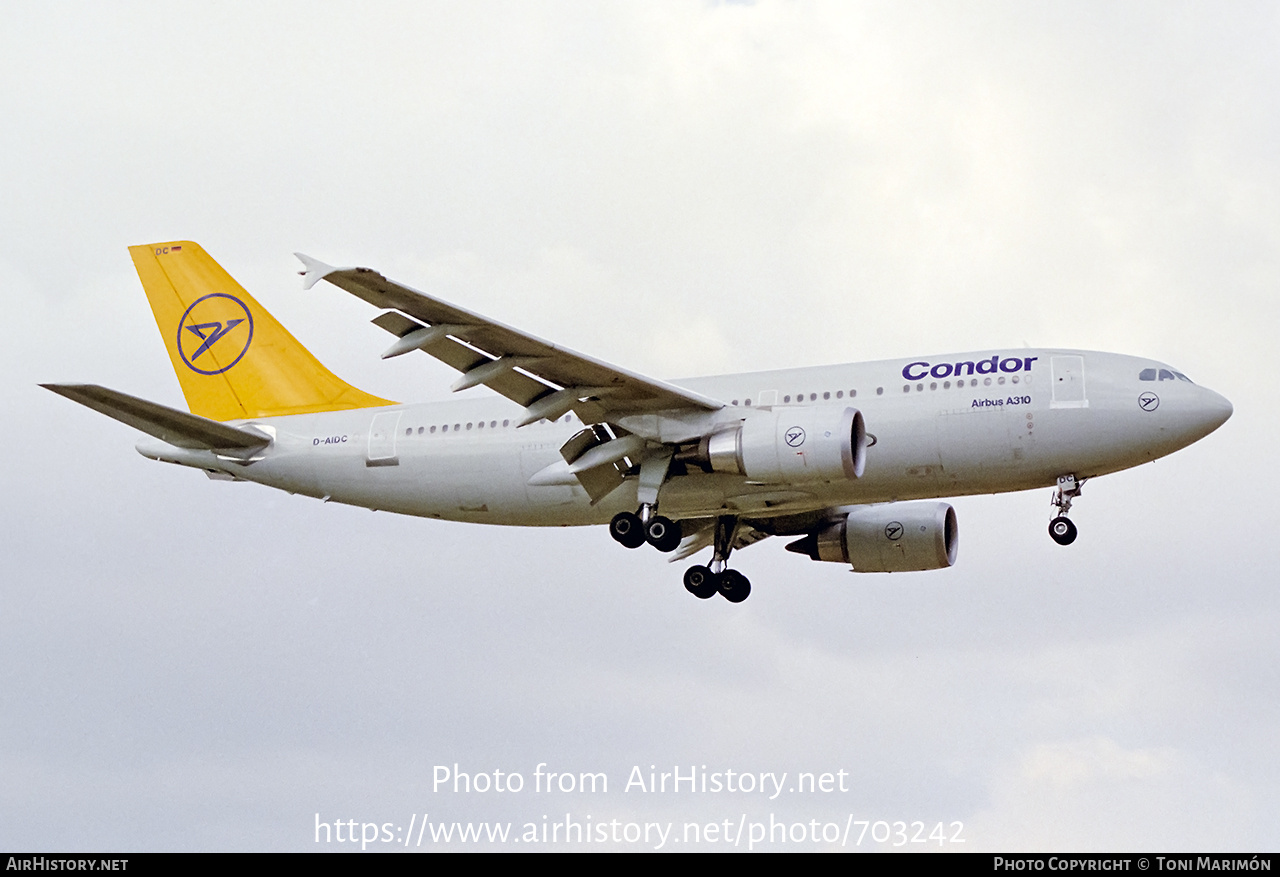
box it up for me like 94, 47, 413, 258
696, 407, 866, 484
786, 502, 958, 572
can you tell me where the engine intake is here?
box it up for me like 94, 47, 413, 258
786, 502, 958, 572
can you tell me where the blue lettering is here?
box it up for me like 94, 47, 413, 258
905, 355, 1038, 381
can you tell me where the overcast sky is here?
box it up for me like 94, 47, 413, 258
2, 1, 1277, 852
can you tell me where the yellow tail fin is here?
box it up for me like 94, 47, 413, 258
131, 241, 395, 421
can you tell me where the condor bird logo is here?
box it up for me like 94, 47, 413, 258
177, 293, 254, 375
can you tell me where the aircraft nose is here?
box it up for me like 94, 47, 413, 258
1195, 387, 1233, 436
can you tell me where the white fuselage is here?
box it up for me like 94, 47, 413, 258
137, 349, 1232, 526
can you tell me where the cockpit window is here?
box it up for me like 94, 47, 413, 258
1140, 367, 1196, 384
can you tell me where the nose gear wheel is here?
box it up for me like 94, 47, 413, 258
1047, 474, 1085, 546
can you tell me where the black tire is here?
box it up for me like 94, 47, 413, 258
610, 511, 646, 549
718, 569, 752, 603
646, 516, 682, 553
1049, 516, 1078, 546
683, 565, 717, 599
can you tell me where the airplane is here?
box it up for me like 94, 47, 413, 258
43, 241, 1233, 603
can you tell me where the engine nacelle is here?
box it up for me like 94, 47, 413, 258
699, 407, 866, 484
786, 502, 958, 572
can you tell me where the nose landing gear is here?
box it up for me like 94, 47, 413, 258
1049, 516, 1078, 545
1048, 474, 1084, 546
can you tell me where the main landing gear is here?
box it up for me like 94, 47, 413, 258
683, 516, 752, 603
610, 506, 682, 552
1048, 474, 1084, 546
607, 452, 752, 603
608, 451, 683, 553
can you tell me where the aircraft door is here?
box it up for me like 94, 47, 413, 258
1050, 356, 1088, 409
366, 410, 403, 466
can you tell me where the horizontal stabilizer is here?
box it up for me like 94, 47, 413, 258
41, 384, 271, 451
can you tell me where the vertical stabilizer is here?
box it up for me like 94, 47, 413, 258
130, 241, 394, 420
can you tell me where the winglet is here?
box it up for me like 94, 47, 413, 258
294, 252, 337, 290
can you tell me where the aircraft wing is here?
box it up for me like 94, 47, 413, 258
296, 254, 724, 425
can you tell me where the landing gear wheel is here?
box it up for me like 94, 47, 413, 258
683, 565, 717, 599
1049, 516, 1077, 546
646, 516, 682, 553
717, 569, 752, 603
609, 511, 646, 549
